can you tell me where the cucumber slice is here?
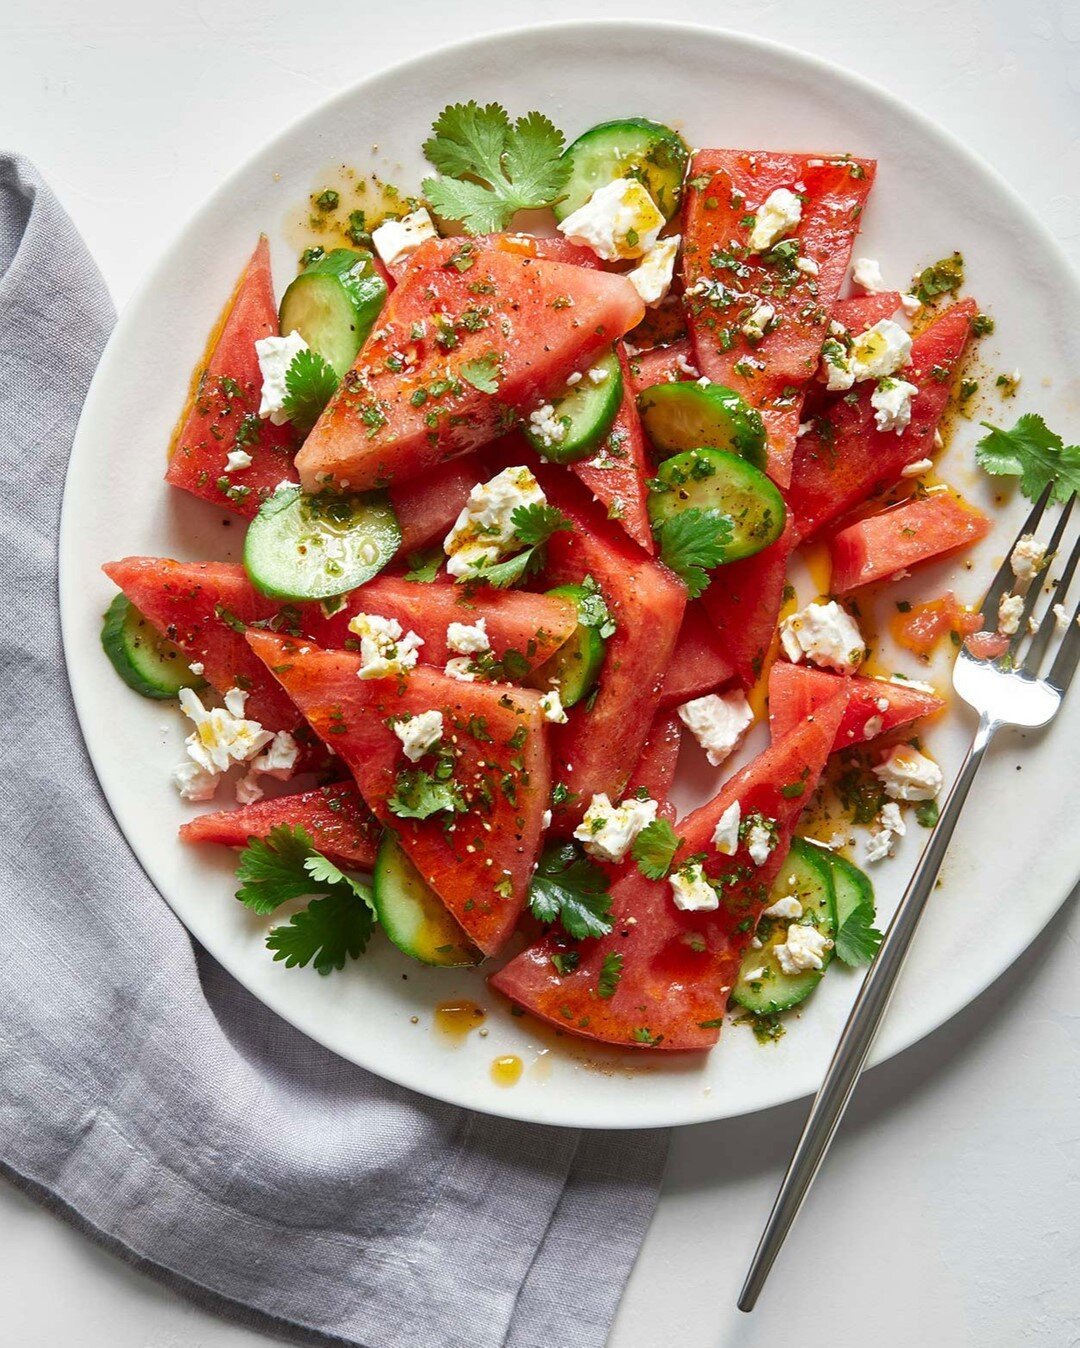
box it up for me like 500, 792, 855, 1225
731, 839, 837, 1015
528, 584, 607, 707
647, 448, 786, 562
244, 486, 400, 602
279, 248, 387, 377
101, 595, 206, 700
812, 847, 881, 968
554, 118, 690, 223
524, 349, 622, 463
637, 380, 767, 469
372, 832, 481, 967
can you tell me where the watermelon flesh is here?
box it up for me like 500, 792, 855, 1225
103, 559, 578, 730
830, 292, 903, 330
180, 782, 380, 870
626, 339, 698, 397
658, 600, 736, 710
624, 713, 683, 819
165, 236, 297, 519
246, 633, 550, 956
768, 661, 944, 751
682, 151, 876, 487
391, 455, 481, 554
788, 299, 977, 540
829, 493, 991, 593
296, 238, 644, 493
490, 691, 846, 1049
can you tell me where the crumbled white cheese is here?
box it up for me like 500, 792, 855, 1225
541, 809, 552, 831
865, 800, 906, 864
1010, 535, 1046, 586
444, 657, 476, 682
873, 746, 943, 802
255, 330, 308, 425
573, 793, 658, 863
871, 377, 918, 435
677, 690, 754, 767
393, 709, 444, 763
775, 923, 833, 974
348, 612, 424, 679
172, 686, 274, 801
225, 449, 253, 472
670, 861, 719, 912
674, 351, 700, 378
747, 187, 802, 253
862, 714, 884, 741
628, 235, 680, 306
528, 402, 566, 449
901, 457, 934, 478
587, 364, 610, 384
851, 257, 886, 293
762, 894, 803, 920
539, 689, 568, 724
745, 814, 778, 867
444, 465, 545, 579
779, 601, 866, 674
998, 592, 1024, 636
797, 420, 814, 438
711, 800, 741, 855
795, 255, 819, 277
821, 318, 913, 392
742, 302, 776, 342
900, 293, 921, 317
370, 207, 438, 269
741, 966, 767, 982
1053, 603, 1069, 630
188, 661, 205, 677
236, 727, 301, 806
446, 618, 490, 655
557, 177, 664, 261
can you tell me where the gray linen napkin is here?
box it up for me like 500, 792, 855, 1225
0, 154, 668, 1348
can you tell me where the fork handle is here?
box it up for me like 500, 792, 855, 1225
738, 713, 997, 1312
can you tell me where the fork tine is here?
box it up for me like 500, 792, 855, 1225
976, 481, 1055, 633
1009, 491, 1076, 665
1047, 596, 1080, 692
1023, 498, 1080, 675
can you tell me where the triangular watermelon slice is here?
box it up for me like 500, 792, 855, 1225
699, 516, 797, 688
245, 632, 550, 956
165, 236, 298, 518
682, 151, 876, 487
624, 712, 683, 816
658, 600, 736, 710
828, 493, 990, 593
103, 559, 578, 729
768, 662, 944, 750
788, 299, 977, 540
490, 691, 846, 1049
180, 782, 380, 871
296, 238, 644, 493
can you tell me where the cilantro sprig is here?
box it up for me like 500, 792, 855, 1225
459, 353, 502, 394
655, 508, 734, 598
422, 102, 572, 234
282, 348, 339, 435
527, 841, 614, 940
388, 767, 463, 820
234, 826, 375, 974
975, 413, 1080, 504
631, 819, 681, 880
403, 546, 445, 582
477, 503, 573, 589
833, 903, 884, 967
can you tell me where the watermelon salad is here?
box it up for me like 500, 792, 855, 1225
100, 104, 1078, 1054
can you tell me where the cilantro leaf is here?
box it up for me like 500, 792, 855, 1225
472, 503, 573, 589
655, 508, 734, 598
912, 251, 964, 305
597, 951, 623, 999
631, 818, 681, 880
266, 891, 373, 974
527, 841, 614, 940
235, 825, 324, 915
422, 101, 572, 234
579, 574, 616, 638
975, 413, 1080, 504
459, 354, 501, 394
833, 903, 884, 967
387, 767, 463, 820
303, 853, 376, 911
281, 348, 339, 435
404, 546, 445, 582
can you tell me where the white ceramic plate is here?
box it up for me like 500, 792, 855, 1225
61, 21, 1080, 1129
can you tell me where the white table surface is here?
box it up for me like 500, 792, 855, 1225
3, 1, 1079, 1344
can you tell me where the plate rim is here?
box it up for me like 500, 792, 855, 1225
59, 17, 1080, 1129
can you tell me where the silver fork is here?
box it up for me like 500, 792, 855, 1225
739, 482, 1079, 1312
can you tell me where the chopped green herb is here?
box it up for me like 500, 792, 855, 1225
631, 818, 681, 880
527, 841, 614, 940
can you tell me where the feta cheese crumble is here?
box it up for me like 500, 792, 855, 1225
172, 686, 274, 802
997, 592, 1024, 636
851, 257, 886, 293
762, 894, 803, 920
628, 235, 680, 306
865, 800, 905, 864
225, 449, 253, 473
393, 710, 444, 763
527, 403, 566, 450
900, 293, 921, 317
742, 302, 776, 343
347, 612, 424, 679
822, 318, 913, 392
901, 457, 934, 478
444, 465, 545, 580
236, 730, 301, 805
370, 207, 438, 269
444, 658, 476, 682
795, 255, 819, 277
446, 618, 490, 655
873, 746, 943, 802
677, 690, 754, 767
744, 813, 778, 867
779, 601, 866, 675
871, 377, 918, 435
747, 188, 802, 253
1010, 534, 1046, 586
669, 861, 719, 912
711, 800, 741, 855
557, 178, 664, 261
775, 923, 833, 975
573, 793, 658, 863
539, 689, 568, 724
255, 330, 308, 425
